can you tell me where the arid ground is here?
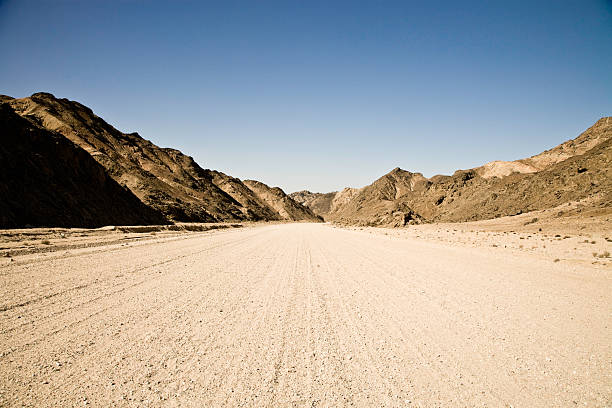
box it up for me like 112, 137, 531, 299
0, 222, 610, 407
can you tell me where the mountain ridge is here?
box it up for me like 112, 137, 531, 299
0, 103, 168, 228
293, 117, 612, 226
2, 92, 320, 226
2, 91, 609, 229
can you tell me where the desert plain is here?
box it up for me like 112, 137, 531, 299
0, 210, 610, 407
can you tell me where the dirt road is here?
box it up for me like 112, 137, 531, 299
1, 223, 610, 407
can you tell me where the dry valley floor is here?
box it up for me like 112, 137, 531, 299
0, 223, 610, 407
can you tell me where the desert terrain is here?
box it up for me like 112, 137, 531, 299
1, 220, 610, 407
291, 117, 612, 227
1, 95, 610, 407
1, 93, 320, 228
2, 1, 611, 405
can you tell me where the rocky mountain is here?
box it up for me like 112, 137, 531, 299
208, 170, 282, 221
3, 91, 608, 229
289, 191, 337, 216
208, 171, 321, 221
0, 103, 168, 228
289, 188, 362, 220
242, 181, 321, 221
2, 92, 320, 226
473, 118, 612, 179
520, 117, 612, 170
307, 117, 612, 226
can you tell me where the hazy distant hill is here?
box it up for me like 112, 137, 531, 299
2, 92, 320, 226
297, 117, 612, 226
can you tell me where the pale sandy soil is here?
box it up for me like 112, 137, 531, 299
345, 209, 612, 270
0, 223, 610, 407
0, 223, 243, 258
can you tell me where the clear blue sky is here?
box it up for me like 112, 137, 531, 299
1, 1, 611, 193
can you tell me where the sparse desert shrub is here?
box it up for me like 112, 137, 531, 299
41, 240, 51, 245
554, 258, 560, 262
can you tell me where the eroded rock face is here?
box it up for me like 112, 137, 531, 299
3, 92, 609, 228
321, 117, 612, 226
0, 103, 168, 228
243, 181, 322, 222
288, 191, 338, 219
5, 92, 320, 224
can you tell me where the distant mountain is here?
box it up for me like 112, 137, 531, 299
289, 191, 337, 216
289, 188, 362, 220
209, 170, 282, 221
2, 92, 320, 226
298, 117, 612, 226
242, 181, 321, 221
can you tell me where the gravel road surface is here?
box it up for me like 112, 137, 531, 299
1, 223, 610, 407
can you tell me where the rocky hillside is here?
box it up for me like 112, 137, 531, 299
289, 188, 362, 220
0, 103, 168, 228
521, 117, 612, 170
289, 191, 337, 216
243, 181, 322, 221
209, 171, 282, 221
3, 91, 608, 228
319, 117, 612, 226
4, 92, 320, 225
473, 117, 612, 178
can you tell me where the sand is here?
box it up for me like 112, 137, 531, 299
0, 223, 610, 406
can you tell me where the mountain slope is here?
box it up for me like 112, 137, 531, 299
0, 103, 168, 228
288, 188, 362, 220
208, 171, 282, 221
243, 181, 322, 221
326, 117, 612, 226
288, 191, 337, 217
473, 117, 612, 178
521, 117, 612, 170
7, 93, 244, 222
6, 92, 318, 223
